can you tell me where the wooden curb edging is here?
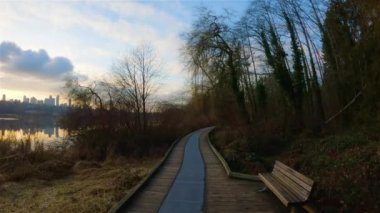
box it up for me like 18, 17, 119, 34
108, 134, 189, 213
205, 130, 261, 182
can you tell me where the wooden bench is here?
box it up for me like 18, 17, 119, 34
258, 161, 314, 211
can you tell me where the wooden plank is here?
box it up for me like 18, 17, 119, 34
273, 164, 313, 193
114, 134, 189, 212
259, 173, 290, 206
272, 169, 310, 201
201, 131, 285, 212
259, 173, 300, 206
265, 173, 305, 203
275, 161, 314, 186
112, 128, 287, 213
272, 172, 308, 202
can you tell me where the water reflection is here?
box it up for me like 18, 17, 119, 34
0, 127, 68, 144
0, 118, 19, 121
0, 116, 69, 144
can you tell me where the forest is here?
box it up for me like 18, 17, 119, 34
182, 0, 379, 211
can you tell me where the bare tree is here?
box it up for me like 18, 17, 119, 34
113, 43, 161, 130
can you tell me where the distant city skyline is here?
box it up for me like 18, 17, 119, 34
0, 90, 69, 103
1, 93, 69, 106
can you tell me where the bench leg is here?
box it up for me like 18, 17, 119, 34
290, 207, 297, 213
291, 205, 312, 213
302, 204, 318, 213
258, 186, 267, 192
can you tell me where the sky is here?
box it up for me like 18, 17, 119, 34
0, 0, 250, 102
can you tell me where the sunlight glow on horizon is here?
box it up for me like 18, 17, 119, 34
0, 0, 250, 101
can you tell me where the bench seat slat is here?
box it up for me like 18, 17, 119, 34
259, 173, 303, 206
275, 161, 314, 186
259, 161, 315, 208
263, 173, 307, 203
274, 163, 313, 193
259, 173, 291, 206
274, 165, 313, 193
272, 169, 309, 201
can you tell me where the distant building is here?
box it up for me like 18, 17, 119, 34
37, 100, 44, 105
44, 95, 55, 106
68, 99, 72, 107
2, 94, 5, 101
30, 97, 37, 104
56, 95, 60, 106
23, 96, 30, 104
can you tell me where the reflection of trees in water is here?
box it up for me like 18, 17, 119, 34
0, 115, 56, 129
0, 115, 67, 140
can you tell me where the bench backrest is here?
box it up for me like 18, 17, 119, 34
272, 161, 314, 201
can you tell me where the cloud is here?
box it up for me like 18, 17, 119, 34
0, 41, 74, 79
0, 1, 190, 98
0, 75, 62, 93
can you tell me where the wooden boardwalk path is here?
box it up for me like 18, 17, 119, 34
199, 131, 285, 213
116, 134, 190, 213
115, 128, 285, 213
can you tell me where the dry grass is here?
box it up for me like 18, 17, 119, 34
0, 123, 174, 212
0, 137, 73, 184
0, 158, 156, 213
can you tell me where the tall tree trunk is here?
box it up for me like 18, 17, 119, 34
242, 48, 257, 119
292, 0, 325, 121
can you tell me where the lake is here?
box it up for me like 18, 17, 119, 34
0, 116, 69, 144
